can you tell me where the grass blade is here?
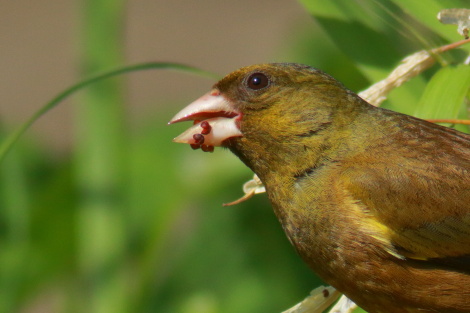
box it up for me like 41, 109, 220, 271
0, 62, 218, 164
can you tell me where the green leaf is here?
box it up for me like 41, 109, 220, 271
0, 62, 219, 164
414, 64, 470, 119
298, 0, 402, 80
391, 0, 470, 44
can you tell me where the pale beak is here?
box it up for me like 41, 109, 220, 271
169, 89, 242, 151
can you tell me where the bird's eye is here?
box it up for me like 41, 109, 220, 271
246, 72, 270, 90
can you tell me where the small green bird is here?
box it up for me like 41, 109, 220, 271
170, 63, 470, 313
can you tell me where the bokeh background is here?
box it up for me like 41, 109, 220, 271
0, 1, 468, 313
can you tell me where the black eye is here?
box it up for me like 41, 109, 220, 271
247, 72, 270, 90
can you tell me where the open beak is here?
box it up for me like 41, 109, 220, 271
168, 89, 243, 152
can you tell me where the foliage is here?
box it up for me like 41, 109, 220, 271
0, 1, 468, 312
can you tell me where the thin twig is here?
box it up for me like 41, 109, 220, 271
427, 119, 470, 125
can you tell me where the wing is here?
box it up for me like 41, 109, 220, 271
341, 120, 470, 271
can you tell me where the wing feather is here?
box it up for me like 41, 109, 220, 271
341, 118, 470, 267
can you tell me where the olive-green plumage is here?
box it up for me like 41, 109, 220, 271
215, 63, 470, 312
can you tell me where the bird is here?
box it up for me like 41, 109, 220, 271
169, 63, 470, 313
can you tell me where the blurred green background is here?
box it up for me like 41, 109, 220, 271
0, 1, 469, 312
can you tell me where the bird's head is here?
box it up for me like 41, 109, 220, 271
169, 63, 369, 178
